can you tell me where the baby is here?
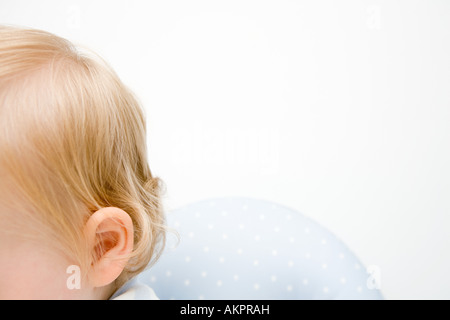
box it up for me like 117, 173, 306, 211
0, 25, 167, 299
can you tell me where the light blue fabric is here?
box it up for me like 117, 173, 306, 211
137, 197, 383, 300
110, 277, 159, 300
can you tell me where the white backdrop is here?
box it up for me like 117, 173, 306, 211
1, 0, 449, 299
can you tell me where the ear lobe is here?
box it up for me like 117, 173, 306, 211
85, 207, 134, 287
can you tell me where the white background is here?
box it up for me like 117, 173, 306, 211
1, 0, 449, 299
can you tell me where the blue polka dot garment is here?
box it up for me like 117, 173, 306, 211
137, 197, 383, 300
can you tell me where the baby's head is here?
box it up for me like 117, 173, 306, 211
0, 25, 166, 299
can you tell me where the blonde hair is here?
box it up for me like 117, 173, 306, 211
0, 25, 166, 288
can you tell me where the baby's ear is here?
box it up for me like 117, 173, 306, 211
84, 207, 134, 287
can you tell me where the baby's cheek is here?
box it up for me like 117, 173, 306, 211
0, 240, 74, 299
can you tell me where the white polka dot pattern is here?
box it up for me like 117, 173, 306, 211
137, 197, 383, 300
